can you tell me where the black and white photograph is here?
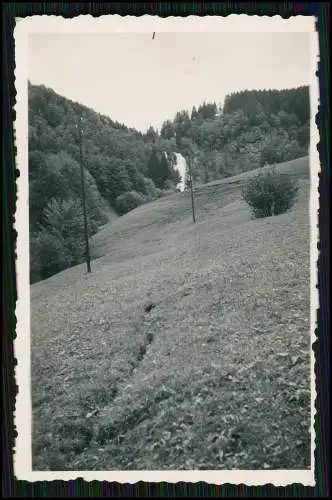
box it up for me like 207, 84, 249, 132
14, 15, 319, 484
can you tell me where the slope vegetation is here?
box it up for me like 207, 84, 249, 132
31, 156, 311, 470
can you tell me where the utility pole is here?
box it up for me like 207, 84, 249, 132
77, 115, 91, 273
188, 156, 196, 224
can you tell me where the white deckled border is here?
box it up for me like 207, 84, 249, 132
14, 13, 319, 485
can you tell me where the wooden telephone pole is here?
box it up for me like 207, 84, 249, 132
77, 116, 91, 273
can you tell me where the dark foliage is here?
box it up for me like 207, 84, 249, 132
159, 87, 310, 184
115, 191, 147, 215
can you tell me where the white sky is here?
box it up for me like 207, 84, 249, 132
28, 32, 310, 132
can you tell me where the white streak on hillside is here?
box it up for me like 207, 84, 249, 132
174, 153, 187, 192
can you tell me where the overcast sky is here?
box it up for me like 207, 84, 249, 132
28, 32, 310, 132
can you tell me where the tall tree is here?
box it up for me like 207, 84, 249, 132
160, 120, 174, 140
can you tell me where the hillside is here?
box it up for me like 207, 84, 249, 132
31, 157, 311, 471
90, 156, 309, 261
29, 84, 310, 284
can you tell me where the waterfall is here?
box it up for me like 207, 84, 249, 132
173, 152, 187, 192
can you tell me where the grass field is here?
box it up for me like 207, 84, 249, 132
30, 156, 312, 470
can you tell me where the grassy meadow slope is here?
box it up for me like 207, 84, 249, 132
31, 156, 312, 470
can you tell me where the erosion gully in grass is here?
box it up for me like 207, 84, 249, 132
30, 157, 311, 471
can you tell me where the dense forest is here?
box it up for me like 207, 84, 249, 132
28, 83, 310, 283
159, 86, 310, 183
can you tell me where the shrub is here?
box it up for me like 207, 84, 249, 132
115, 191, 146, 215
241, 168, 299, 219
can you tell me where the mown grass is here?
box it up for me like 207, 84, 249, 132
30, 156, 312, 470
